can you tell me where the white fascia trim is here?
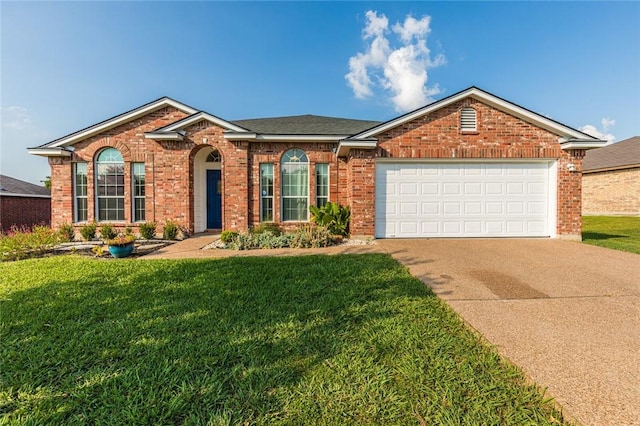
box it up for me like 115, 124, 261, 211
336, 140, 377, 157
558, 138, 608, 150
144, 132, 184, 141
223, 132, 258, 140
159, 112, 249, 133
353, 87, 598, 141
27, 148, 72, 157
0, 193, 51, 198
47, 98, 198, 148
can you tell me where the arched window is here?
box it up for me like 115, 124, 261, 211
281, 148, 309, 221
460, 107, 477, 132
206, 150, 221, 163
95, 148, 125, 221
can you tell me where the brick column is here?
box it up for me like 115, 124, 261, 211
49, 157, 73, 229
347, 149, 376, 237
557, 149, 585, 240
224, 141, 250, 231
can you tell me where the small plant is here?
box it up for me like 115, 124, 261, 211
124, 226, 133, 236
80, 222, 97, 241
290, 224, 333, 248
139, 222, 156, 239
100, 223, 117, 241
220, 230, 239, 244
59, 223, 75, 242
310, 202, 350, 237
163, 220, 179, 240
105, 234, 136, 247
91, 245, 106, 257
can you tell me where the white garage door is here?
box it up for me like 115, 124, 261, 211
375, 162, 555, 238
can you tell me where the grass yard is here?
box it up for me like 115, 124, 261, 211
1, 255, 567, 425
582, 216, 640, 254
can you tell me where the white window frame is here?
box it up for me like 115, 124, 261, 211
260, 163, 274, 222
281, 149, 309, 222
315, 163, 329, 207
132, 163, 145, 222
73, 162, 88, 223
95, 148, 125, 222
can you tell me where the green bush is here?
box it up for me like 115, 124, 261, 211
139, 222, 156, 239
99, 223, 117, 240
163, 220, 179, 240
124, 226, 133, 236
220, 230, 239, 243
310, 202, 350, 237
59, 223, 75, 242
250, 223, 282, 236
289, 225, 333, 248
80, 222, 97, 241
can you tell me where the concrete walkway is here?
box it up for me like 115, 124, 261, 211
143, 235, 640, 425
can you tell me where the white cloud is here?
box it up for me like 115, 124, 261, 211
346, 11, 446, 112
580, 117, 616, 144
2, 106, 32, 130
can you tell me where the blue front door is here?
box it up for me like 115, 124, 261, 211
206, 170, 222, 229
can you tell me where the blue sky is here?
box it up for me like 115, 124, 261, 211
2, 1, 639, 185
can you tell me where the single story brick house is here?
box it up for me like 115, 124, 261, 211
28, 87, 605, 239
582, 136, 640, 215
0, 175, 51, 233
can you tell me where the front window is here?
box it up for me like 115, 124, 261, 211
281, 148, 309, 221
260, 163, 274, 221
316, 163, 329, 207
95, 148, 124, 221
132, 163, 145, 222
74, 162, 88, 222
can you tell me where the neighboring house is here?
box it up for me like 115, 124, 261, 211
28, 86, 605, 240
0, 175, 51, 233
582, 136, 640, 215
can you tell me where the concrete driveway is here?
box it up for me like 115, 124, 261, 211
377, 239, 640, 426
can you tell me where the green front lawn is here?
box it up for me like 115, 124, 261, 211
1, 255, 567, 425
582, 216, 640, 254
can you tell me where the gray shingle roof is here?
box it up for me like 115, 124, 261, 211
0, 175, 51, 197
583, 136, 640, 172
231, 115, 381, 135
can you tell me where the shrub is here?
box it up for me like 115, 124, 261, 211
220, 230, 239, 244
163, 220, 179, 240
290, 224, 333, 248
0, 225, 65, 261
124, 226, 133, 236
59, 223, 75, 242
100, 224, 117, 241
80, 222, 97, 241
250, 223, 282, 236
139, 222, 156, 240
309, 202, 350, 237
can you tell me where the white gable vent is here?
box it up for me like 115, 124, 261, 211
460, 107, 477, 131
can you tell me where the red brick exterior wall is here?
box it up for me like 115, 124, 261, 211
583, 167, 640, 215
45, 97, 586, 239
0, 196, 51, 233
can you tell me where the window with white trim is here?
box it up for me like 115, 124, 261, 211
281, 149, 309, 221
260, 163, 274, 222
95, 148, 125, 221
315, 163, 329, 207
74, 162, 88, 222
132, 163, 145, 222
460, 107, 477, 131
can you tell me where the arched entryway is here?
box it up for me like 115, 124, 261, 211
193, 147, 222, 232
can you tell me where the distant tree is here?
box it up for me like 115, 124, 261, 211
42, 176, 51, 189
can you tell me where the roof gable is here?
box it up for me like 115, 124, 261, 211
349, 86, 602, 144
583, 136, 640, 172
31, 97, 199, 150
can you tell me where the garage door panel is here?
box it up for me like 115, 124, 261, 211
376, 162, 552, 238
